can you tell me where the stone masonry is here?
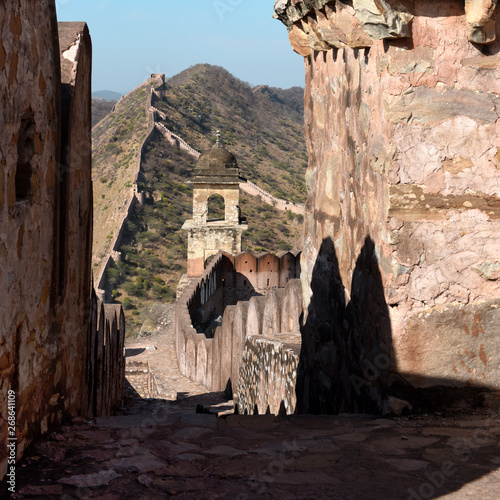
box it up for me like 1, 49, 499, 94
0, 2, 125, 481
275, 0, 500, 413
182, 143, 247, 277
175, 251, 301, 402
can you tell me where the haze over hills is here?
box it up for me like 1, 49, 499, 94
91, 64, 307, 336
92, 90, 123, 101
91, 91, 123, 126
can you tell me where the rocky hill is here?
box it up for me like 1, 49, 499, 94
91, 98, 116, 127
91, 80, 152, 286
92, 65, 306, 336
156, 64, 307, 202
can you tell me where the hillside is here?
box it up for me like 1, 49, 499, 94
91, 80, 152, 282
93, 90, 123, 101
156, 64, 307, 202
92, 65, 306, 337
92, 98, 116, 127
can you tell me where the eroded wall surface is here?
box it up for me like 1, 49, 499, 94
0, 3, 124, 480
275, 0, 500, 412
0, 1, 64, 477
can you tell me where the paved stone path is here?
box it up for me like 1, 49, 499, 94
8, 305, 500, 499
124, 304, 213, 401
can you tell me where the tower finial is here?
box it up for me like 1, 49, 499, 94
215, 129, 221, 147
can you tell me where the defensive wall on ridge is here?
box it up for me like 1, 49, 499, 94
95, 76, 164, 299
97, 81, 304, 299
175, 250, 302, 414
151, 108, 306, 215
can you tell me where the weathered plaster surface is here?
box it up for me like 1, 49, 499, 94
0, 4, 124, 480
276, 0, 500, 412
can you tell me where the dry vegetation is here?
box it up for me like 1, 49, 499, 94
156, 64, 307, 202
91, 98, 116, 127
92, 65, 306, 336
91, 83, 150, 280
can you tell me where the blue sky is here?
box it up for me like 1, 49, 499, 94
55, 0, 305, 94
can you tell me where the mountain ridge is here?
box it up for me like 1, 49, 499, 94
92, 64, 307, 336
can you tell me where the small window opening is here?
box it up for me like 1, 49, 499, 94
15, 110, 35, 202
207, 193, 225, 222
243, 280, 247, 286
267, 279, 270, 286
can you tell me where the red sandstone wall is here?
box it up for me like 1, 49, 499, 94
0, 4, 125, 480
276, 0, 500, 413
175, 251, 301, 395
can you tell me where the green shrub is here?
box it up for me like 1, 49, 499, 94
122, 297, 133, 310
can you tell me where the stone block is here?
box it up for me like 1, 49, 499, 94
281, 279, 303, 332
231, 301, 250, 389
247, 296, 267, 336
220, 306, 236, 393
262, 288, 285, 336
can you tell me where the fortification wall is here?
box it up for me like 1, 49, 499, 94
88, 297, 126, 417
96, 81, 162, 299
151, 109, 305, 215
155, 120, 202, 159
175, 252, 302, 397
275, 0, 500, 413
240, 180, 305, 215
0, 5, 125, 481
235, 333, 300, 415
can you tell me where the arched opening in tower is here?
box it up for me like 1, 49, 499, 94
207, 193, 225, 222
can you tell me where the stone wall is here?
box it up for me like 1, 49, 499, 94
153, 110, 305, 216
235, 333, 300, 415
95, 79, 164, 300
88, 298, 126, 417
275, 0, 500, 413
240, 180, 305, 215
0, 3, 125, 481
175, 252, 301, 396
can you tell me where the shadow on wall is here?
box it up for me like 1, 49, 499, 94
297, 236, 495, 415
297, 236, 392, 414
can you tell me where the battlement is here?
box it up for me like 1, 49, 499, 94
0, 3, 125, 480
174, 250, 301, 397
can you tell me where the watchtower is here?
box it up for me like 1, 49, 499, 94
182, 134, 247, 277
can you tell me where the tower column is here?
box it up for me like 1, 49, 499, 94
182, 140, 247, 277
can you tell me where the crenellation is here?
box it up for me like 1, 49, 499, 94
0, 2, 125, 480
175, 251, 301, 400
